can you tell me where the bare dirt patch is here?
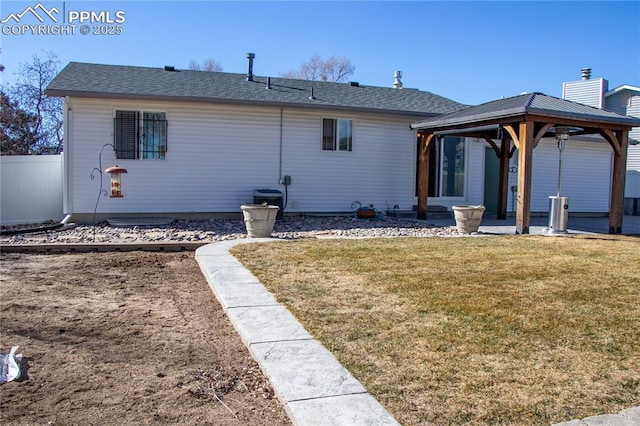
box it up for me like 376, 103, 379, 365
0, 251, 290, 425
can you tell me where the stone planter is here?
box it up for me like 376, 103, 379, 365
241, 204, 280, 238
452, 205, 485, 234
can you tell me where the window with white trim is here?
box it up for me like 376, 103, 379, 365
114, 110, 168, 159
322, 118, 353, 151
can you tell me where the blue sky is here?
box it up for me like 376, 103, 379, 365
1, 0, 638, 105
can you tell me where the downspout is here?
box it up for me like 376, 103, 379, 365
63, 96, 72, 219
279, 108, 283, 180
278, 108, 289, 210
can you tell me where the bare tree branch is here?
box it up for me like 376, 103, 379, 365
7, 51, 62, 154
188, 59, 223, 72
282, 55, 355, 83
0, 91, 40, 155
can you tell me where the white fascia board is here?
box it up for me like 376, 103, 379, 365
605, 84, 640, 97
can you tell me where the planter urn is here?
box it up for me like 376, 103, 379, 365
240, 204, 280, 237
452, 205, 486, 234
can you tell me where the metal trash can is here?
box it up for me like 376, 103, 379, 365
547, 196, 569, 234
253, 189, 284, 220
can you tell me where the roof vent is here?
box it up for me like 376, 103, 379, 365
581, 67, 591, 80
393, 70, 403, 89
349, 81, 359, 87
164, 65, 175, 72
309, 86, 316, 100
266, 77, 272, 90
247, 53, 255, 82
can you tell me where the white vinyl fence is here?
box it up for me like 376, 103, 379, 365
1, 155, 64, 225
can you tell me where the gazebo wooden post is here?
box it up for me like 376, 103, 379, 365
609, 130, 628, 234
515, 121, 534, 234
496, 135, 511, 220
417, 132, 434, 220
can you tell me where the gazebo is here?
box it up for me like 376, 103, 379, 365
411, 93, 640, 234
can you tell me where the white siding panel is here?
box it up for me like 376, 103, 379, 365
627, 145, 640, 176
626, 92, 640, 196
70, 99, 283, 214
626, 171, 640, 197
605, 92, 627, 115
562, 78, 607, 108
605, 91, 640, 169
281, 110, 417, 212
530, 139, 612, 213
627, 92, 640, 148
68, 98, 420, 215
625, 92, 640, 196
466, 139, 485, 206
624, 93, 640, 169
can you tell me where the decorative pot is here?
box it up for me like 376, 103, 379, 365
452, 205, 485, 234
357, 207, 376, 219
240, 204, 280, 237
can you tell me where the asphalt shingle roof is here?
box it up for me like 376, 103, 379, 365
411, 92, 640, 130
46, 62, 466, 117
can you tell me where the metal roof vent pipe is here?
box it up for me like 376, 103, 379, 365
266, 77, 272, 90
581, 67, 591, 80
246, 52, 255, 82
393, 70, 403, 89
309, 86, 316, 100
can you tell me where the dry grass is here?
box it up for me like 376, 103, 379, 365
231, 235, 640, 425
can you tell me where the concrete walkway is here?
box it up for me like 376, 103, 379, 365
430, 214, 640, 236
195, 217, 639, 425
196, 239, 400, 425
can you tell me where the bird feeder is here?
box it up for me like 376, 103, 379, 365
104, 165, 127, 197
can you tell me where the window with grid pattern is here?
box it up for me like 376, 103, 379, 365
114, 111, 167, 159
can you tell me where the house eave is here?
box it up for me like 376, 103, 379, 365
604, 84, 640, 97
525, 109, 640, 129
45, 89, 442, 119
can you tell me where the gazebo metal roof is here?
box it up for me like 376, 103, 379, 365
410, 92, 640, 234
411, 92, 640, 132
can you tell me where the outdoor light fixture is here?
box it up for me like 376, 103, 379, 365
91, 143, 128, 241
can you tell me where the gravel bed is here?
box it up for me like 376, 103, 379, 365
0, 215, 460, 244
